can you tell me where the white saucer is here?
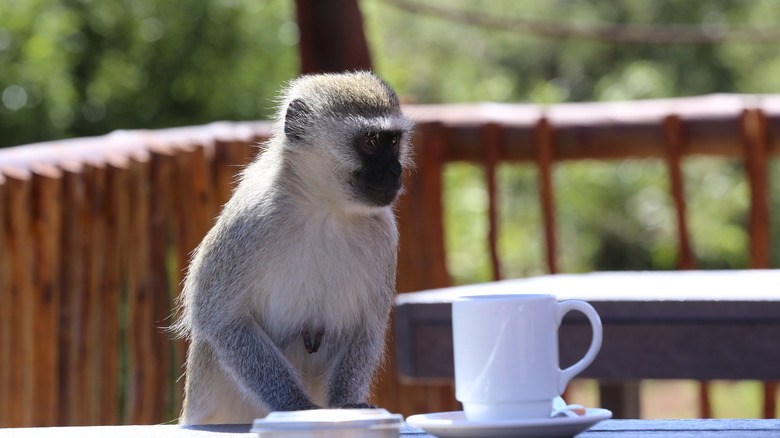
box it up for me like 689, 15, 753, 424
405, 408, 612, 438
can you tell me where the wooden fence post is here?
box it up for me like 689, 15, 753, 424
741, 109, 772, 269
397, 121, 450, 293
58, 162, 88, 426
83, 162, 108, 425
740, 108, 776, 419
125, 154, 158, 424
30, 164, 63, 427
663, 115, 696, 271
0, 173, 8, 426
482, 123, 503, 281
535, 117, 558, 274
99, 158, 130, 425
149, 148, 177, 422
3, 168, 33, 427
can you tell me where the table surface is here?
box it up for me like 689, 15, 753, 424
392, 269, 780, 418
395, 269, 780, 304
393, 269, 780, 382
2, 419, 780, 437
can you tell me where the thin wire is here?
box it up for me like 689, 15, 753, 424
382, 0, 780, 45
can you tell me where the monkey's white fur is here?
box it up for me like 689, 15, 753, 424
174, 72, 413, 424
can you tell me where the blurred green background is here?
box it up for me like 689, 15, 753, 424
2, 0, 779, 418
2, 0, 778, 284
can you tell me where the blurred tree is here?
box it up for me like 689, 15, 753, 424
357, 0, 780, 278
0, 0, 298, 147
1, 0, 777, 277
363, 0, 779, 104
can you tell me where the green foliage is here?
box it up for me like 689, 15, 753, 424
3, 0, 778, 281
361, 0, 780, 281
363, 0, 780, 103
0, 0, 298, 147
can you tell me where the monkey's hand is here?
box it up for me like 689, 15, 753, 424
278, 401, 321, 412
336, 403, 378, 409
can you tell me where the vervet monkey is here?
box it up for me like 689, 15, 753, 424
173, 71, 414, 424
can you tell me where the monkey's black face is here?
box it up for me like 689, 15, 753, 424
351, 130, 404, 207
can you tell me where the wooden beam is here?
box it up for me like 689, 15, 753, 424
295, 0, 372, 74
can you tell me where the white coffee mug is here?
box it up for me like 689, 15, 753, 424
452, 294, 602, 421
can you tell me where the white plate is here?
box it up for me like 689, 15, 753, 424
405, 408, 612, 438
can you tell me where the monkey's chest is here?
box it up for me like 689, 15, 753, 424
255, 222, 392, 343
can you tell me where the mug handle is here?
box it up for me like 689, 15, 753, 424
555, 300, 603, 394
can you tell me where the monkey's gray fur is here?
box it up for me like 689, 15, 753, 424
173, 71, 414, 424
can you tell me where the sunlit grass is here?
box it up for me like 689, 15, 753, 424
566, 380, 773, 419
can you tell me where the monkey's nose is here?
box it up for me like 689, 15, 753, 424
386, 168, 402, 191
389, 160, 402, 178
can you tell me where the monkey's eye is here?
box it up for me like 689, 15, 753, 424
362, 132, 380, 154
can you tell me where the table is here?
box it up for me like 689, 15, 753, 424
393, 270, 780, 418
1, 419, 779, 437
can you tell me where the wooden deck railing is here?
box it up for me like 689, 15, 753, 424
0, 94, 777, 426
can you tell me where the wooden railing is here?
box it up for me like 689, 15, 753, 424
0, 94, 777, 426
390, 94, 778, 419
0, 122, 270, 427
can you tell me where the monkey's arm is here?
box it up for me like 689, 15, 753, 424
326, 322, 387, 408
210, 319, 321, 412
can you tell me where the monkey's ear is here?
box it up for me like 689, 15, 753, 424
284, 99, 310, 142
